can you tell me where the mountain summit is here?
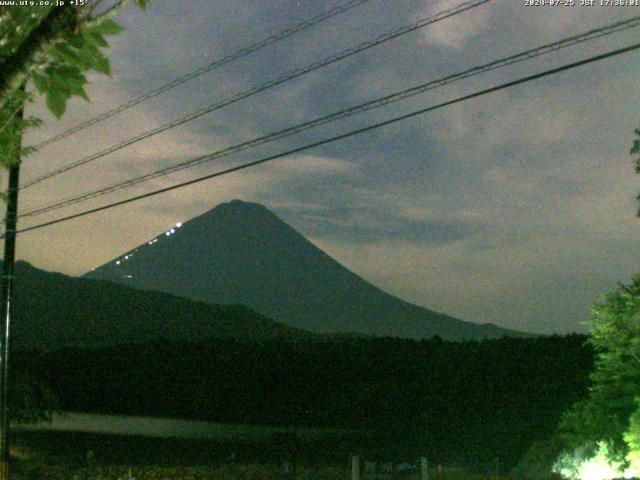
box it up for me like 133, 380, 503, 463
84, 200, 525, 340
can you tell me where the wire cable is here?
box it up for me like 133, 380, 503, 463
12, 41, 640, 237
31, 0, 371, 151
20, 14, 640, 218
20, 0, 493, 190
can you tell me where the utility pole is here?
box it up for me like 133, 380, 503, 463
0, 98, 23, 480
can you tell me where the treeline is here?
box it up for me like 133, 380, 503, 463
15, 334, 593, 472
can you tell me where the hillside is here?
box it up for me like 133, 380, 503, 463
85, 200, 529, 341
12, 261, 310, 349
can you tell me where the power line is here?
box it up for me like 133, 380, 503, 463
31, 0, 371, 151
20, 0, 493, 190
12, 41, 640, 238
20, 14, 640, 219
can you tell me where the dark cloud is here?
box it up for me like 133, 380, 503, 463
296, 213, 481, 245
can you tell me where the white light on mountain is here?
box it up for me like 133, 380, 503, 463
170, 229, 175, 234
116, 261, 120, 265
166, 232, 170, 236
176, 223, 182, 228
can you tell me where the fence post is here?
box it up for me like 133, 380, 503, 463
420, 457, 428, 480
352, 455, 361, 480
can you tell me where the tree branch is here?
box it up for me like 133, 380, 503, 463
0, 95, 30, 135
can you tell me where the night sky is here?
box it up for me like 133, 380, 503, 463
14, 0, 640, 334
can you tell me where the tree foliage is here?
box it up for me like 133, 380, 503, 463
558, 277, 640, 464
625, 399, 640, 473
631, 128, 640, 216
9, 368, 57, 424
27, 334, 594, 473
0, 87, 41, 175
0, 0, 149, 170
32, 17, 123, 118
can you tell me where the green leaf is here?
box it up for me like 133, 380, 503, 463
64, 74, 88, 91
49, 78, 71, 98
75, 86, 90, 102
84, 31, 109, 48
50, 43, 83, 67
62, 32, 84, 49
49, 68, 88, 101
71, 44, 100, 71
93, 52, 111, 76
50, 64, 82, 79
61, 75, 90, 101
134, 0, 149, 9
94, 19, 124, 36
31, 73, 49, 95
45, 91, 66, 119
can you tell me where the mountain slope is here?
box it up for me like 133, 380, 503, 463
85, 200, 528, 340
12, 261, 311, 349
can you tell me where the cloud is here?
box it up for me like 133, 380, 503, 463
416, 0, 494, 49
13, 0, 640, 334
265, 155, 358, 177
